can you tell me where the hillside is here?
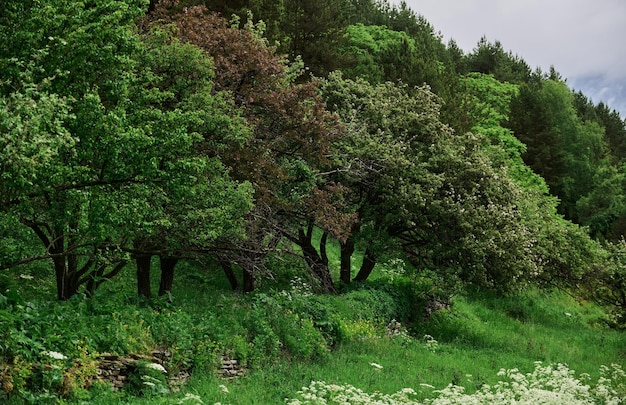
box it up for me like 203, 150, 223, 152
1, 0, 625, 403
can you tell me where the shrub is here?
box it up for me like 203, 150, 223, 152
246, 293, 329, 363
124, 360, 169, 398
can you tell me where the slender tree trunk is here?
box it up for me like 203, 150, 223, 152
85, 265, 101, 297
52, 254, 81, 300
136, 254, 152, 298
65, 252, 80, 299
158, 256, 179, 296
339, 239, 355, 286
53, 256, 68, 300
219, 258, 239, 291
298, 225, 336, 293
147, 0, 158, 13
353, 248, 376, 282
243, 267, 255, 293
29, 223, 80, 300
320, 231, 329, 267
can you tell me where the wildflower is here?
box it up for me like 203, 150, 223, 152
177, 393, 204, 404
43, 350, 67, 360
219, 384, 229, 394
19, 274, 33, 280
370, 362, 383, 369
146, 362, 167, 373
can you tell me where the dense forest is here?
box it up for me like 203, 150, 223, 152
1, 0, 626, 402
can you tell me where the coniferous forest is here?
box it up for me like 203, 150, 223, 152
1, 1, 626, 403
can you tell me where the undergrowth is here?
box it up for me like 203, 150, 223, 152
0, 256, 624, 404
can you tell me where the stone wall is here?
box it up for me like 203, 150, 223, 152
95, 351, 244, 390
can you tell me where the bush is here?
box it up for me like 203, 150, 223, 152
246, 293, 329, 363
125, 361, 169, 398
340, 280, 423, 325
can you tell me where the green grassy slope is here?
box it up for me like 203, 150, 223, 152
1, 249, 624, 404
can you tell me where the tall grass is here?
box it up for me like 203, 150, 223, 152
1, 245, 624, 404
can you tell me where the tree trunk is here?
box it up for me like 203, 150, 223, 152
158, 256, 179, 296
50, 232, 79, 300
353, 248, 376, 282
136, 254, 152, 298
52, 256, 69, 301
66, 249, 80, 296
243, 267, 255, 293
298, 225, 336, 293
320, 231, 329, 266
219, 258, 239, 291
85, 264, 103, 297
339, 239, 355, 286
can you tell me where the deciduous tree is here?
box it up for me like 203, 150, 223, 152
1, 0, 252, 299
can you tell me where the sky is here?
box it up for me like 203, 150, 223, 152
394, 0, 626, 118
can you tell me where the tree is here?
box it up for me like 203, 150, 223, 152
1, 0, 252, 299
321, 73, 535, 291
0, 0, 152, 299
147, 2, 347, 292
342, 23, 419, 85
460, 73, 548, 193
509, 78, 607, 222
465, 37, 531, 84
458, 72, 603, 291
576, 163, 626, 240
127, 27, 253, 298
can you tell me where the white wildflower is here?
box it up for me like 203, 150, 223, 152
19, 274, 33, 280
370, 362, 383, 369
43, 350, 67, 360
219, 384, 229, 394
177, 393, 204, 404
146, 362, 167, 373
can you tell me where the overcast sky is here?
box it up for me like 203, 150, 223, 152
394, 0, 626, 118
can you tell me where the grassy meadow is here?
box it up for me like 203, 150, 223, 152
1, 239, 625, 404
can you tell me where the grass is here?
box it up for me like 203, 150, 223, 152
1, 244, 625, 404
181, 290, 623, 404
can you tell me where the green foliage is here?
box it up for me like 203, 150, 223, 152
0, 255, 624, 404
0, 0, 253, 299
343, 23, 417, 84
125, 361, 169, 398
460, 73, 547, 193
1, 0, 625, 402
576, 161, 626, 239
509, 78, 608, 222
339, 281, 421, 325
0, 81, 75, 206
592, 240, 626, 328
465, 37, 532, 84
322, 72, 536, 291
247, 291, 330, 363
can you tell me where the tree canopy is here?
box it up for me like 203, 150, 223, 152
1, 0, 625, 324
